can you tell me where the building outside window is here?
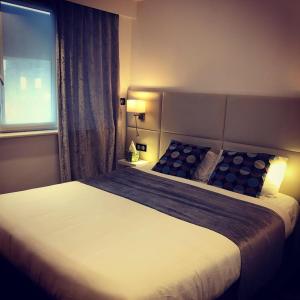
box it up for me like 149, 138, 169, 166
0, 1, 57, 133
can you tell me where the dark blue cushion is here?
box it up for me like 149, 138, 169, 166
152, 140, 210, 179
208, 150, 275, 197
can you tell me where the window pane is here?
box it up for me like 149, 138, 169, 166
1, 1, 56, 130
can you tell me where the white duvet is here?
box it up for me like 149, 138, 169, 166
0, 167, 298, 300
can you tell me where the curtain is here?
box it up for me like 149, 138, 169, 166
56, 1, 124, 182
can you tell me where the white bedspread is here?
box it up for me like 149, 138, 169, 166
0, 170, 298, 300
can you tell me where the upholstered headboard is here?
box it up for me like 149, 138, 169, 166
126, 88, 300, 200
223, 95, 300, 198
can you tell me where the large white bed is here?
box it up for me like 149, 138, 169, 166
0, 164, 298, 300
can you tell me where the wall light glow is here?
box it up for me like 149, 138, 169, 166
127, 99, 146, 113
264, 157, 288, 193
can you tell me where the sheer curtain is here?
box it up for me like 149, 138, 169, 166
56, 0, 123, 181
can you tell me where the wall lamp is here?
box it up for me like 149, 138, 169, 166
127, 99, 146, 120
126, 99, 146, 137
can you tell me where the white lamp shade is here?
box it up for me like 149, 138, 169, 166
262, 157, 288, 195
127, 99, 146, 113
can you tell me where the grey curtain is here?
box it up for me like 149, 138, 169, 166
57, 1, 124, 182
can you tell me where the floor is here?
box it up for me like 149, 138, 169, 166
280, 283, 300, 300
1, 268, 299, 300
259, 279, 300, 300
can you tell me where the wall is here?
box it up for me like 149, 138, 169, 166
0, 0, 136, 194
0, 134, 60, 194
131, 0, 300, 96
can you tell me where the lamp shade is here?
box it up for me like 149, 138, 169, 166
263, 157, 288, 193
127, 99, 146, 113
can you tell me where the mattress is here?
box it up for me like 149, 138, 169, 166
0, 169, 298, 300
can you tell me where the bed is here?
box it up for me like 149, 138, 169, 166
0, 164, 298, 300
0, 90, 299, 300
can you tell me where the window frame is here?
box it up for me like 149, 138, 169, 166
0, 0, 57, 133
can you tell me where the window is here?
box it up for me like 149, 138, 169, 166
0, 1, 56, 132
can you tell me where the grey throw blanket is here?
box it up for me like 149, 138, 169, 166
83, 168, 285, 299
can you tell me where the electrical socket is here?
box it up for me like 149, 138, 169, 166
136, 143, 147, 152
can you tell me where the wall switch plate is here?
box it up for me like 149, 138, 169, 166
136, 143, 147, 152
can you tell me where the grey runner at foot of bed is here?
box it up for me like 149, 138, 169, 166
83, 168, 285, 300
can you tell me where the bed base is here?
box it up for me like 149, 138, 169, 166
0, 219, 299, 300
0, 256, 52, 300
219, 217, 300, 300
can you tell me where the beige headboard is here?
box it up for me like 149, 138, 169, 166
126, 88, 300, 201
223, 95, 300, 199
224, 95, 300, 152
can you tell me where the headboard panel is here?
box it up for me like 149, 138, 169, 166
127, 90, 162, 131
126, 89, 163, 161
225, 95, 300, 152
162, 92, 226, 140
126, 88, 300, 200
127, 127, 160, 162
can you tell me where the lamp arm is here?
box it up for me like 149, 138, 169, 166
134, 114, 139, 137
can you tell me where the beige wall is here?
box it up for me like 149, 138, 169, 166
0, 0, 135, 194
131, 0, 300, 96
0, 134, 60, 194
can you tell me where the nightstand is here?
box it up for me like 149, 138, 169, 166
117, 159, 149, 168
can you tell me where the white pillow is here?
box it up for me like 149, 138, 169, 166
194, 150, 222, 182
261, 156, 288, 196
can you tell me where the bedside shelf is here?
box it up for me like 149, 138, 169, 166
118, 159, 149, 168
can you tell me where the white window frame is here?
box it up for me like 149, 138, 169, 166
0, 1, 57, 133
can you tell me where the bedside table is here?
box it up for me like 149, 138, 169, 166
117, 159, 149, 168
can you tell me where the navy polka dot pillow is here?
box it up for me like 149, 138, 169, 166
152, 140, 210, 179
208, 151, 275, 197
